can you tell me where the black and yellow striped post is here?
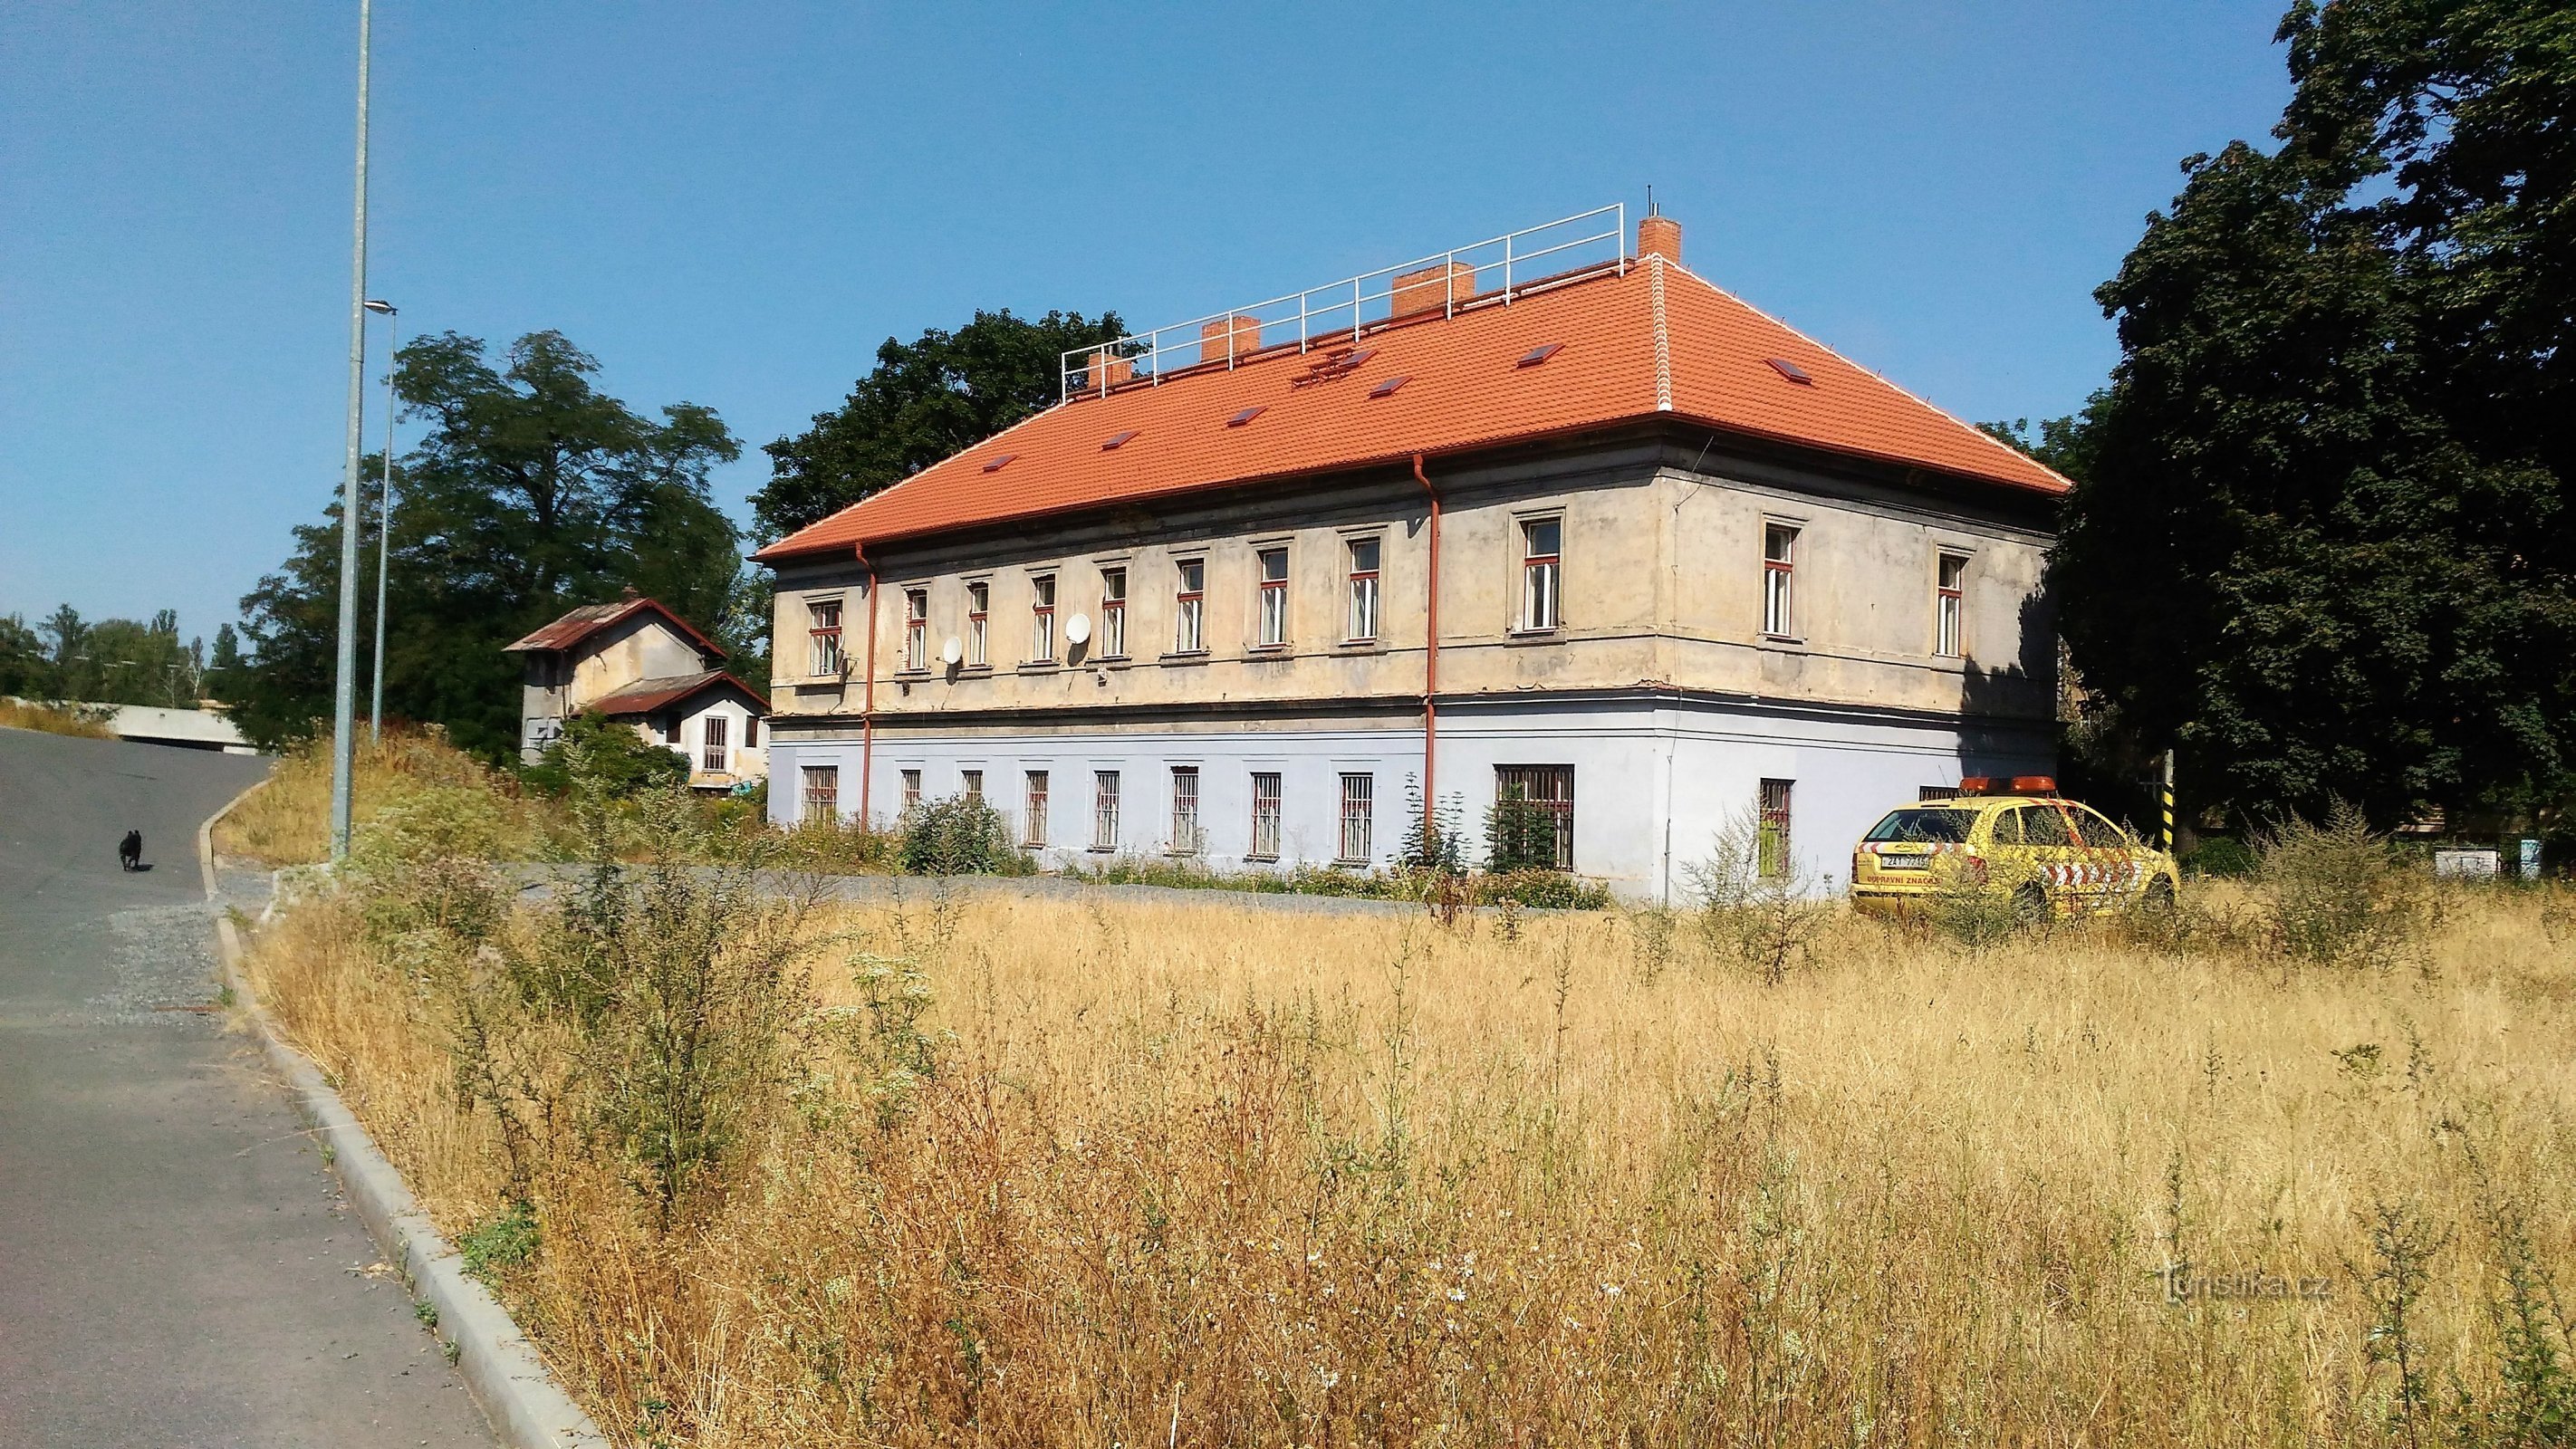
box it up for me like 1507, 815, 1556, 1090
2161, 749, 2177, 854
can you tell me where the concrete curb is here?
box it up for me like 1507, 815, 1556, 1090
200, 782, 610, 1449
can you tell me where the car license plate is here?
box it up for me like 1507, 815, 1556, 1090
1879, 856, 1930, 871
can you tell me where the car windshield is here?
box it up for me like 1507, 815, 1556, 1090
1864, 809, 1975, 843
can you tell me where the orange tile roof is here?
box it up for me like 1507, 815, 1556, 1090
589, 668, 770, 716
755, 260, 2068, 564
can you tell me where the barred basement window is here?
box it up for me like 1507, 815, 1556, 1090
1169, 766, 1200, 854
900, 769, 922, 813
960, 769, 983, 803
1024, 771, 1049, 846
1093, 771, 1120, 850
1248, 772, 1282, 860
800, 765, 839, 823
1494, 764, 1575, 869
1758, 778, 1794, 878
1338, 773, 1375, 865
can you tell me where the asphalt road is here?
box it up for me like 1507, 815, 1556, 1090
0, 728, 495, 1448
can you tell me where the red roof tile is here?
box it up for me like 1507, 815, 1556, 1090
755, 260, 2067, 563
504, 596, 726, 661
588, 669, 770, 716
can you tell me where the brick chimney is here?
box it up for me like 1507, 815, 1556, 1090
1638, 211, 1682, 265
1199, 313, 1262, 363
1083, 350, 1136, 389
1391, 260, 1476, 320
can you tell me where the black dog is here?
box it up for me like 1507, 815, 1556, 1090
119, 830, 142, 871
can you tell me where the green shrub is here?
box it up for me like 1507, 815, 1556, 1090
2184, 837, 2258, 878
1484, 868, 1612, 912
2254, 803, 2431, 968
1484, 785, 1559, 873
1684, 808, 1832, 983
898, 794, 1024, 876
520, 713, 688, 800
458, 1199, 541, 1285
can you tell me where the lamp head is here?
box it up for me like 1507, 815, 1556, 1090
363, 299, 398, 315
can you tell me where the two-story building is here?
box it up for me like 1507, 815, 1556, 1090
752, 207, 2067, 897
505, 591, 770, 791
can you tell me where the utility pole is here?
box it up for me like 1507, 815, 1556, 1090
366, 298, 398, 745
329, 0, 372, 861
2162, 748, 2177, 854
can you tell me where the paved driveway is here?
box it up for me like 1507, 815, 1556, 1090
0, 728, 494, 1448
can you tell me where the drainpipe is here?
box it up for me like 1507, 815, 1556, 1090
1413, 454, 1440, 812
856, 542, 879, 831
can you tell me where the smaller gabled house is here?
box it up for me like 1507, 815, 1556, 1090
505, 592, 770, 791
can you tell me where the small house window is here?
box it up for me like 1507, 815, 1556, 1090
1174, 558, 1206, 653
800, 764, 839, 823
1256, 547, 1289, 647
1521, 518, 1562, 631
966, 581, 988, 667
1093, 771, 1120, 850
1337, 773, 1374, 865
1249, 772, 1282, 859
903, 589, 928, 672
701, 714, 728, 772
1346, 536, 1381, 642
1758, 779, 1794, 877
1169, 766, 1200, 854
743, 715, 758, 748
807, 599, 844, 677
1763, 524, 1798, 638
1101, 567, 1128, 657
960, 768, 983, 803
1031, 573, 1056, 662
1023, 771, 1049, 846
1936, 552, 1966, 658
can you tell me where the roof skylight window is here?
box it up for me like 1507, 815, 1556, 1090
1370, 376, 1411, 398
981, 453, 1018, 473
1101, 429, 1139, 450
1516, 343, 1563, 368
1226, 405, 1267, 427
1765, 357, 1815, 385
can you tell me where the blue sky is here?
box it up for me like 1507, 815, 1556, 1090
1, 2, 2293, 645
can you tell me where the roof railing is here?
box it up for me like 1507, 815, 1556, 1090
1061, 204, 1627, 401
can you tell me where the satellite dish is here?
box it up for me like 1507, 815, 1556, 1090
1064, 613, 1092, 646
941, 636, 963, 666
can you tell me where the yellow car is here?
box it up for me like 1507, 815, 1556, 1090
1849, 778, 2179, 920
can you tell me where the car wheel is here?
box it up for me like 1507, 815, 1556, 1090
2140, 877, 2177, 913
2012, 882, 2051, 927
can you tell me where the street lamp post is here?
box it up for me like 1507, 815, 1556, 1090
365, 298, 397, 745
329, 0, 372, 862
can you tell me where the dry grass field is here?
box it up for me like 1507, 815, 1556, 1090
238, 786, 2576, 1447
0, 698, 112, 738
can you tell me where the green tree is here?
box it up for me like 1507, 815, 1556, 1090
753, 308, 1126, 542
203, 624, 245, 703
0, 614, 54, 698
2049, 0, 2576, 829
235, 331, 746, 757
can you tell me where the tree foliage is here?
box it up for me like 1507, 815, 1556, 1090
2050, 0, 2576, 828
0, 605, 208, 706
753, 308, 1125, 542
234, 331, 751, 758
